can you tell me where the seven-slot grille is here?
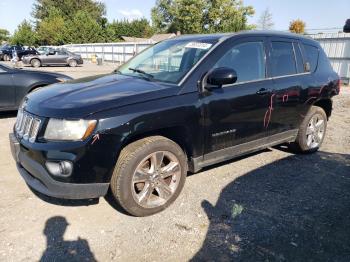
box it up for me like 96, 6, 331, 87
15, 110, 41, 143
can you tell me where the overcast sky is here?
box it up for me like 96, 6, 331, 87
0, 0, 349, 34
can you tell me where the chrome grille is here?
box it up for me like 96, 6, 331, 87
15, 110, 41, 143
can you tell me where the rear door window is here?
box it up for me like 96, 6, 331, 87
303, 44, 319, 72
270, 41, 297, 77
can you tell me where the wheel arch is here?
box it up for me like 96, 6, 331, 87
30, 57, 42, 65
67, 58, 77, 64
28, 84, 47, 93
121, 126, 194, 162
313, 98, 332, 119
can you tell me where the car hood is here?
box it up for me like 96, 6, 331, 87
17, 68, 70, 79
25, 73, 179, 118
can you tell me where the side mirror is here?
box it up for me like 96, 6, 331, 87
206, 67, 237, 88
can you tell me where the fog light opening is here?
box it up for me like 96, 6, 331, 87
45, 161, 73, 177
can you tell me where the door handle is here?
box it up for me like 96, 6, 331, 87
256, 88, 271, 95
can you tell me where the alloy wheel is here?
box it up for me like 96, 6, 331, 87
306, 113, 325, 149
131, 151, 181, 208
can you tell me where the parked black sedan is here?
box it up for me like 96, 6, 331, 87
0, 63, 72, 111
0, 45, 38, 61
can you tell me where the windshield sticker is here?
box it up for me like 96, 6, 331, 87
185, 42, 212, 50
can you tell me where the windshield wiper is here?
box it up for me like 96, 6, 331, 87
128, 67, 154, 80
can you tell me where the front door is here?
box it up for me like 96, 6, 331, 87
0, 68, 15, 108
203, 37, 273, 155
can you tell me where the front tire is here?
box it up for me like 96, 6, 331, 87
292, 106, 327, 153
68, 59, 77, 67
109, 136, 187, 216
31, 59, 41, 68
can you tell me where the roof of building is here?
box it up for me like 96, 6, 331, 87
150, 33, 176, 42
121, 36, 151, 42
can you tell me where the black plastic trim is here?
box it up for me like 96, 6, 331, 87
189, 129, 298, 173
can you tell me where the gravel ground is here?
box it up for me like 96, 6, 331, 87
0, 62, 349, 261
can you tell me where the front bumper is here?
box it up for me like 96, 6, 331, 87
9, 133, 109, 199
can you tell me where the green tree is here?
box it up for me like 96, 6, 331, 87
289, 19, 306, 34
11, 20, 37, 46
130, 19, 154, 38
204, 0, 255, 33
172, 0, 206, 33
151, 0, 255, 34
64, 11, 104, 43
106, 18, 154, 41
32, 0, 107, 44
37, 8, 66, 45
151, 0, 176, 33
32, 0, 106, 23
0, 28, 10, 43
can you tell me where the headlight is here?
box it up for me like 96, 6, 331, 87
44, 119, 97, 141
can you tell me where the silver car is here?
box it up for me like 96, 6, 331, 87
22, 50, 83, 67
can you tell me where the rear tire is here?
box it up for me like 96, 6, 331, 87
31, 59, 41, 68
109, 136, 187, 216
68, 59, 77, 67
291, 106, 327, 153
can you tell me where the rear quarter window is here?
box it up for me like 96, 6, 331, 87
318, 48, 334, 73
303, 44, 319, 72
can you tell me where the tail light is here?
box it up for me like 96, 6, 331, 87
337, 79, 341, 94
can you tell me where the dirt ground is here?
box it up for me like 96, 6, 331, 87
0, 62, 349, 261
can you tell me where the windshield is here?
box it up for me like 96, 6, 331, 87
117, 39, 217, 84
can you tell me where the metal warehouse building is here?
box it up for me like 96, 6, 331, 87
311, 33, 350, 84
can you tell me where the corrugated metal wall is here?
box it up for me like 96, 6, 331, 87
64, 32, 350, 80
310, 33, 350, 80
63, 42, 151, 64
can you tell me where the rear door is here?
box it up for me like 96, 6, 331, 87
0, 67, 15, 108
266, 37, 305, 136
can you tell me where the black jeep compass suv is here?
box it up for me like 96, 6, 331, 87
9, 31, 340, 216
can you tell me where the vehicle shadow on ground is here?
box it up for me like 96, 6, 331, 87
40, 216, 96, 262
192, 151, 350, 261
30, 186, 131, 215
0, 111, 17, 119
30, 187, 100, 207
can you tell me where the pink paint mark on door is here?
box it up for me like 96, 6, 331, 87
263, 94, 276, 128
